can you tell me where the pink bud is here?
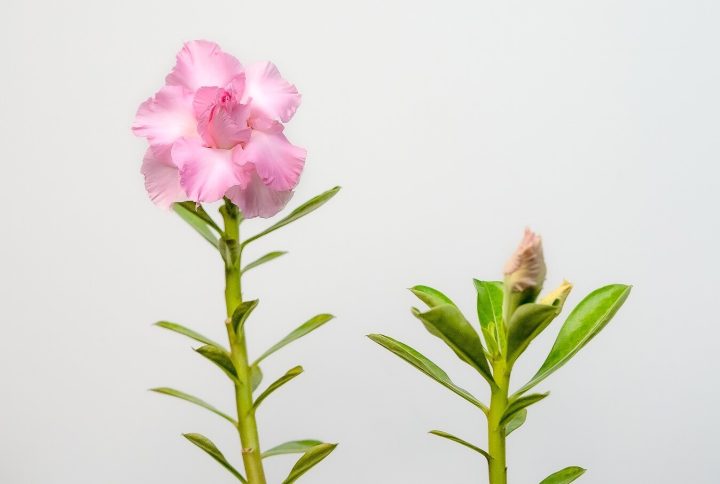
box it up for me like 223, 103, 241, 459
504, 228, 546, 293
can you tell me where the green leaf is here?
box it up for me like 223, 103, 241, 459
243, 186, 340, 247
367, 334, 487, 411
473, 280, 504, 329
183, 433, 247, 483
195, 345, 237, 382
539, 466, 586, 484
410, 285, 456, 307
263, 440, 324, 458
231, 299, 259, 334
150, 387, 236, 425
242, 251, 288, 273
428, 430, 491, 462
473, 280, 504, 356
282, 443, 338, 484
254, 314, 334, 365
250, 364, 263, 392
413, 304, 494, 385
505, 408, 527, 436
516, 284, 632, 396
501, 393, 549, 427
154, 321, 225, 350
173, 203, 220, 249
253, 366, 303, 410
506, 303, 560, 364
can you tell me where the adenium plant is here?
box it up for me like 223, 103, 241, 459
133, 40, 339, 484
369, 228, 631, 484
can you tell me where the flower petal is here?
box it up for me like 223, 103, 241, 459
243, 122, 306, 191
141, 149, 187, 209
243, 61, 301, 122
132, 86, 198, 160
173, 138, 250, 203
226, 171, 293, 219
166, 40, 244, 92
193, 86, 251, 149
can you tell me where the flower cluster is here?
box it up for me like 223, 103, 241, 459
133, 40, 305, 218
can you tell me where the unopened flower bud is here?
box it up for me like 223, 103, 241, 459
504, 228, 547, 293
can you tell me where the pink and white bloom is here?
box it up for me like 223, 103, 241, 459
132, 40, 305, 218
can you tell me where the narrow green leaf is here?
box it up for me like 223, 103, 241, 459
154, 321, 225, 350
195, 345, 238, 382
410, 285, 456, 307
253, 366, 303, 410
516, 284, 632, 396
242, 251, 288, 273
231, 299, 259, 334
250, 364, 263, 392
176, 201, 223, 232
254, 314, 334, 365
505, 408, 527, 436
428, 430, 491, 462
173, 203, 220, 249
413, 304, 494, 385
539, 466, 586, 484
501, 393, 549, 426
368, 334, 488, 411
242, 186, 340, 247
263, 440, 324, 458
506, 303, 559, 364
473, 280, 504, 329
150, 387, 236, 425
473, 280, 504, 356
183, 433, 247, 482
282, 443, 338, 484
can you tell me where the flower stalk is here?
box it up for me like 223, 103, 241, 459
221, 200, 267, 484
487, 360, 509, 484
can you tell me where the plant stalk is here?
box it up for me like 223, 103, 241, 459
221, 202, 267, 484
488, 361, 510, 484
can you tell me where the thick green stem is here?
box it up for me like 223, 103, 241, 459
488, 361, 510, 484
221, 203, 267, 484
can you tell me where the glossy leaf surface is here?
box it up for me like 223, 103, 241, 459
429, 430, 491, 461
183, 433, 247, 482
254, 314, 334, 365
253, 366, 303, 410
195, 345, 237, 381
501, 393, 549, 426
539, 466, 586, 484
243, 187, 340, 247
506, 303, 559, 364
150, 387, 235, 425
242, 251, 287, 273
413, 304, 493, 384
282, 443, 337, 484
173, 202, 220, 249
154, 321, 224, 350
516, 284, 631, 396
368, 334, 487, 411
263, 440, 324, 458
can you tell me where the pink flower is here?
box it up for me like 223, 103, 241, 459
504, 228, 546, 292
132, 40, 305, 218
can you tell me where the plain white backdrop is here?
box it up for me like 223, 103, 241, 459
1, 0, 719, 482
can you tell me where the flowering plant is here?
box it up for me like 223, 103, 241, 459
133, 40, 338, 483
370, 229, 631, 484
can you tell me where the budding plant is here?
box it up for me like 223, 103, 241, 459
369, 229, 631, 484
133, 41, 339, 484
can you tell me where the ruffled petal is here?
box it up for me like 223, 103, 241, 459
243, 61, 301, 122
173, 138, 250, 203
132, 86, 198, 160
226, 171, 293, 219
141, 148, 187, 209
193, 86, 251, 149
166, 40, 244, 92
243, 121, 306, 191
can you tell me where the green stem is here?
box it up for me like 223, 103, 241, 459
488, 361, 509, 484
221, 202, 267, 484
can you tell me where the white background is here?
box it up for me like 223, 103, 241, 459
1, 0, 718, 483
